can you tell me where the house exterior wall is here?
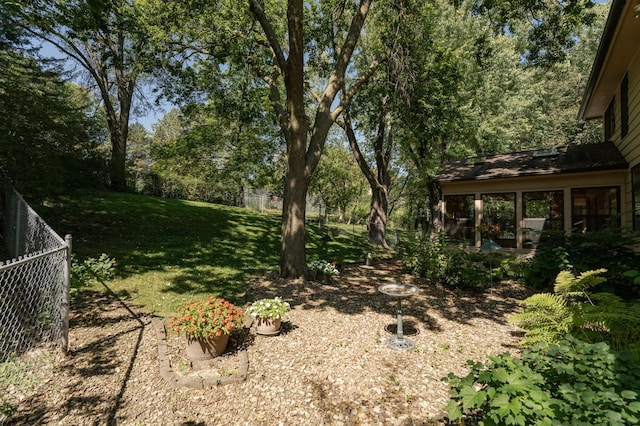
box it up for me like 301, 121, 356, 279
439, 169, 627, 249
580, 0, 640, 231
607, 48, 640, 228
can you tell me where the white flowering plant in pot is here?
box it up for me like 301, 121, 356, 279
247, 297, 290, 320
310, 260, 340, 276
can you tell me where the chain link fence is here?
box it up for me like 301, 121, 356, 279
0, 173, 71, 361
243, 188, 328, 218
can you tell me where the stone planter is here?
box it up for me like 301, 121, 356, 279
185, 334, 229, 361
255, 317, 282, 336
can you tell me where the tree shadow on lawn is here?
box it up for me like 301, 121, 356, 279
245, 259, 529, 332
40, 191, 283, 281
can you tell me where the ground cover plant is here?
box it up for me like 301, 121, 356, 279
444, 336, 640, 425
34, 189, 369, 317
444, 268, 640, 424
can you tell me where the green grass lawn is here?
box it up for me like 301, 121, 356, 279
34, 190, 371, 317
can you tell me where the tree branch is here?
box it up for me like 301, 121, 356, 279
332, 55, 384, 120
247, 0, 288, 73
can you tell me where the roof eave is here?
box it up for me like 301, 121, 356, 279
437, 164, 628, 184
578, 0, 626, 121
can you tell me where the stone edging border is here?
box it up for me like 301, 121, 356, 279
153, 318, 249, 389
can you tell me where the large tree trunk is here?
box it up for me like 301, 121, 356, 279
104, 97, 131, 192
343, 102, 392, 249
279, 124, 310, 277
109, 129, 128, 192
279, 176, 309, 277
427, 177, 442, 237
368, 184, 389, 248
278, 0, 310, 278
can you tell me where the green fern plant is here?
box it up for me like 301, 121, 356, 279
509, 293, 572, 347
511, 268, 640, 353
573, 292, 640, 351
554, 268, 607, 296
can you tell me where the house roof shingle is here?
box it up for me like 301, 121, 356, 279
436, 142, 628, 183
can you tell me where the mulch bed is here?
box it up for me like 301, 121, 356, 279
4, 259, 528, 425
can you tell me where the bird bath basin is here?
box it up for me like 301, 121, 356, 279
378, 284, 419, 350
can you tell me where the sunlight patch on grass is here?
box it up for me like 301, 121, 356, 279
37, 190, 370, 318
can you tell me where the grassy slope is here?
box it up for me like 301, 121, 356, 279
34, 190, 369, 317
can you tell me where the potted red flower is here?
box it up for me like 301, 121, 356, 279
170, 297, 244, 360
474, 223, 501, 240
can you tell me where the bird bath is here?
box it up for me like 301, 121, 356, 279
378, 284, 420, 350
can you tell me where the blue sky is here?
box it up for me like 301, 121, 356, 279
34, 40, 169, 131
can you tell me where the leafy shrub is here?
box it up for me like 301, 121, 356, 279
444, 336, 640, 425
523, 229, 638, 293
400, 234, 449, 281
481, 253, 527, 282
70, 253, 116, 298
400, 234, 529, 289
522, 231, 570, 289
400, 234, 487, 289
569, 229, 638, 283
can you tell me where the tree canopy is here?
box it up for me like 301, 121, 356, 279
13, 0, 154, 190
0, 0, 606, 277
0, 49, 108, 197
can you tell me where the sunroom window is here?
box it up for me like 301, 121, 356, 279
571, 187, 620, 232
443, 194, 474, 244
482, 193, 516, 248
523, 191, 564, 247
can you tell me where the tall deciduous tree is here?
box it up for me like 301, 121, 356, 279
341, 103, 395, 247
395, 0, 597, 228
0, 49, 108, 196
148, 0, 377, 277
15, 0, 151, 191
340, 0, 433, 247
245, 0, 376, 277
149, 0, 594, 277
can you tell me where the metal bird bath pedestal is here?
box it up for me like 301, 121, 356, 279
480, 238, 501, 292
378, 284, 420, 350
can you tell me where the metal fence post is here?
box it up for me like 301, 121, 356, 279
13, 195, 21, 257
61, 234, 72, 353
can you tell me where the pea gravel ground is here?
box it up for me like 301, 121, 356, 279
5, 259, 528, 425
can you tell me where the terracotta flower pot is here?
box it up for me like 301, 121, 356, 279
255, 317, 282, 336
185, 334, 229, 361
